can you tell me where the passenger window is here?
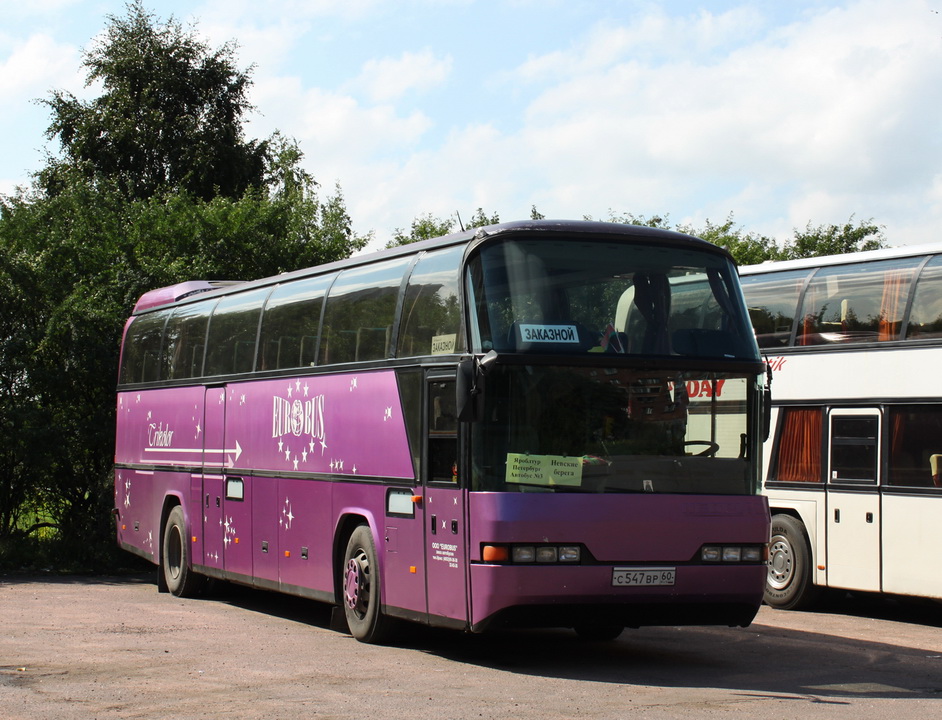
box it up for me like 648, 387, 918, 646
906, 256, 942, 340
740, 270, 811, 349
119, 310, 170, 384
319, 259, 411, 364
796, 259, 918, 346
398, 246, 465, 357
887, 406, 942, 487
204, 289, 269, 376
258, 275, 333, 370
773, 407, 823, 483
162, 302, 213, 380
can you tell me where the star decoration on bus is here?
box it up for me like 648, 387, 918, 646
280, 498, 295, 530
223, 516, 236, 546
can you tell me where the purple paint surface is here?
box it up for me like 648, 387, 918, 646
116, 370, 414, 479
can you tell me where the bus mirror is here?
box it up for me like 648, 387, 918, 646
456, 351, 499, 423
456, 357, 477, 422
763, 387, 772, 441
762, 361, 773, 440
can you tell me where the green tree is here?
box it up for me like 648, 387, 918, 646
782, 217, 886, 260
39, 0, 266, 202
387, 207, 501, 248
388, 212, 456, 248
0, 4, 367, 568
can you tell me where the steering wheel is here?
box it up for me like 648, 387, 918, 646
684, 440, 720, 457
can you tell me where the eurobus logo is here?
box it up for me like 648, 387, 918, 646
272, 393, 327, 445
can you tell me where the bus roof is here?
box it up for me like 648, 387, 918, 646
131, 219, 725, 314
739, 240, 942, 277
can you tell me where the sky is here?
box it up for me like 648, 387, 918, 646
2, 0, 942, 252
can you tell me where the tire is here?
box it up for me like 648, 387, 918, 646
341, 525, 391, 643
765, 514, 819, 610
162, 505, 204, 598
574, 624, 624, 642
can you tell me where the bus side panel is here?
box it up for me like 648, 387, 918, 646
765, 491, 824, 586
116, 387, 208, 467
115, 467, 159, 562
224, 371, 413, 481
251, 476, 277, 584
882, 493, 942, 599
278, 477, 335, 595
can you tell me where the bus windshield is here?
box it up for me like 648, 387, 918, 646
471, 365, 759, 495
468, 237, 759, 360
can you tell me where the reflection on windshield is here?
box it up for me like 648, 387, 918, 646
471, 366, 759, 495
468, 238, 759, 361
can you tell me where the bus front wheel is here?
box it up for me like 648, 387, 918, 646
162, 506, 204, 598
765, 514, 819, 610
342, 525, 391, 644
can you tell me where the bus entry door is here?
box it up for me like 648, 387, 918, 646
825, 408, 881, 593
424, 377, 468, 627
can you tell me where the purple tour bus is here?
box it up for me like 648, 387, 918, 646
115, 220, 771, 643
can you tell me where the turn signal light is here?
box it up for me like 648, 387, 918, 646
482, 544, 581, 564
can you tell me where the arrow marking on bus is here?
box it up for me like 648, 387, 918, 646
144, 441, 242, 462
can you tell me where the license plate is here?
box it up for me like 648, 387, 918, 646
612, 567, 676, 587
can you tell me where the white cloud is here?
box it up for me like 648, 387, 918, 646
353, 49, 453, 103
479, 0, 942, 245
0, 33, 83, 113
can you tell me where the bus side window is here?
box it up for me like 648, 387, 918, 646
429, 380, 458, 483
204, 289, 268, 376
119, 310, 170, 384
258, 275, 332, 370
887, 406, 942, 487
320, 259, 411, 365
398, 246, 465, 358
162, 302, 212, 380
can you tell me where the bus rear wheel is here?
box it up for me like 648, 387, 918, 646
765, 514, 818, 610
342, 525, 391, 644
162, 506, 204, 598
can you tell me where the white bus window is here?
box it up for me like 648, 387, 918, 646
796, 259, 918, 346
887, 406, 942, 487
829, 415, 878, 483
773, 408, 823, 483
906, 256, 942, 340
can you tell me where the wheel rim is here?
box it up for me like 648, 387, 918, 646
166, 525, 183, 581
767, 535, 793, 590
344, 549, 370, 616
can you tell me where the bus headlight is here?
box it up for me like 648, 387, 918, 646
482, 544, 583, 564
700, 544, 766, 564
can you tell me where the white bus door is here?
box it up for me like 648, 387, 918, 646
825, 408, 881, 593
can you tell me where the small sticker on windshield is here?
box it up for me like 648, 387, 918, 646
518, 324, 580, 343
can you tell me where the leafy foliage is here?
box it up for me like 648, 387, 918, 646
0, 4, 366, 569
387, 207, 502, 248
395, 206, 886, 266
39, 1, 266, 202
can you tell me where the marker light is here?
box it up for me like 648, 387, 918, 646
482, 545, 509, 563
482, 544, 583, 564
700, 544, 766, 563
512, 546, 536, 563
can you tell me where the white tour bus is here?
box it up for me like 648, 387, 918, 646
739, 241, 942, 608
